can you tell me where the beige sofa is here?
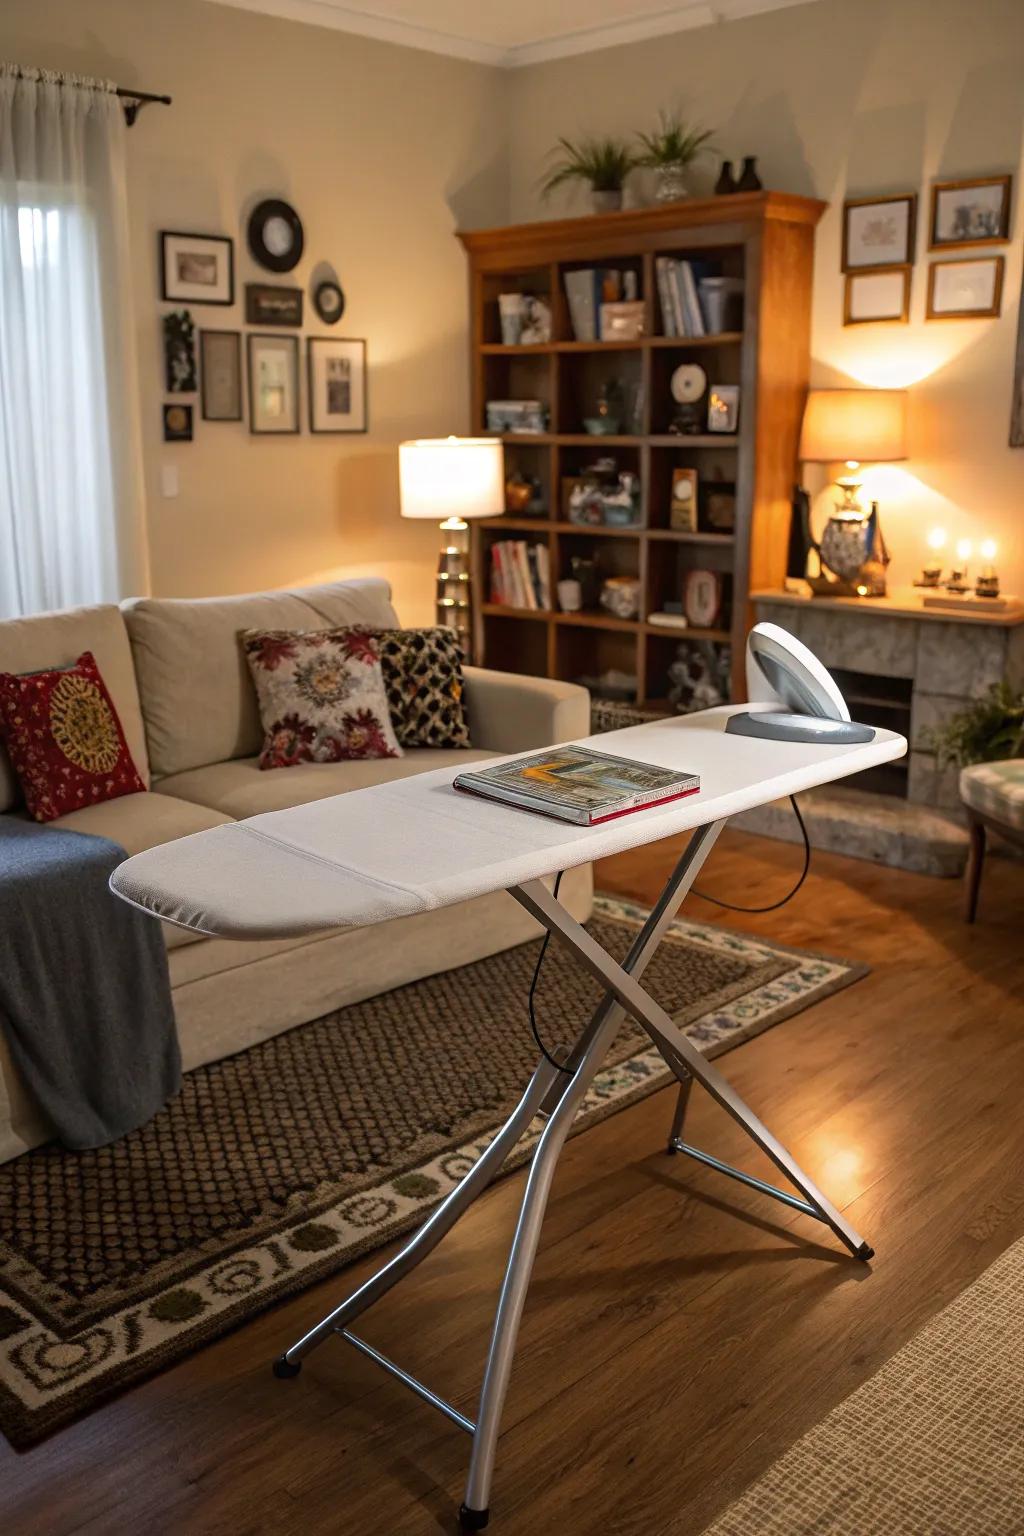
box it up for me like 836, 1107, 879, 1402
0, 578, 592, 1163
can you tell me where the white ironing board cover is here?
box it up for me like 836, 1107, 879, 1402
110, 707, 906, 940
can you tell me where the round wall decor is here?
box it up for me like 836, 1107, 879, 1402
313, 280, 345, 325
247, 199, 304, 273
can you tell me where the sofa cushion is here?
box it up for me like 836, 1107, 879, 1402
123, 578, 400, 779
51, 791, 236, 950
242, 627, 402, 767
154, 747, 495, 820
960, 759, 1024, 831
0, 605, 148, 812
0, 651, 147, 822
379, 627, 470, 750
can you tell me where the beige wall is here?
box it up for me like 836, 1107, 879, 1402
507, 0, 1024, 596
3, 0, 1023, 608
2, 0, 508, 622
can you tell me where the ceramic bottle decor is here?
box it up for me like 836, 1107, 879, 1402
737, 156, 763, 191
714, 159, 737, 195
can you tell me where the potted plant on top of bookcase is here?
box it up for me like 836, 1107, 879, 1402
540, 136, 636, 213
635, 110, 715, 203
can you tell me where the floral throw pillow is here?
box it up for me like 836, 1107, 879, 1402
0, 651, 146, 822
242, 628, 402, 769
377, 627, 471, 750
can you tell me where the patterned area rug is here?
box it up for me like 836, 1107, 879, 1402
701, 1233, 1024, 1535
0, 896, 865, 1447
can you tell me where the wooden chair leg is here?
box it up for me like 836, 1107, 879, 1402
964, 815, 986, 923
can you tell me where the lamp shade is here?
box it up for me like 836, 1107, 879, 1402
399, 437, 504, 520
799, 389, 907, 463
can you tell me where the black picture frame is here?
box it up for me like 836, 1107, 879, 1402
247, 198, 304, 274
245, 283, 303, 326
247, 333, 300, 436
159, 231, 234, 305
162, 403, 193, 442
200, 330, 243, 422
307, 337, 367, 435
313, 279, 345, 325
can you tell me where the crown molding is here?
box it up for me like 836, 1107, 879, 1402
203, 0, 819, 69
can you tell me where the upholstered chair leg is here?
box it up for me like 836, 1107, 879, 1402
964, 815, 986, 924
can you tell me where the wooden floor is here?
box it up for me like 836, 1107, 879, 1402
3, 831, 1023, 1536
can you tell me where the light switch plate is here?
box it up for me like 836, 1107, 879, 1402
160, 464, 179, 499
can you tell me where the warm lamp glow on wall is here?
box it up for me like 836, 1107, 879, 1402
399, 437, 504, 656
795, 388, 908, 598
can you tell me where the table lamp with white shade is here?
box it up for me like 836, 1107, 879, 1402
399, 436, 504, 656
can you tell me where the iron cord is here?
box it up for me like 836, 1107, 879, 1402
692, 795, 810, 913
529, 798, 809, 1065
527, 870, 576, 1074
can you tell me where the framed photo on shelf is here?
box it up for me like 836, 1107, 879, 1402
200, 330, 242, 422
842, 194, 916, 271
247, 333, 300, 435
307, 337, 367, 434
929, 176, 1011, 250
927, 256, 1004, 319
245, 283, 303, 326
843, 265, 911, 325
707, 384, 739, 433
159, 231, 234, 305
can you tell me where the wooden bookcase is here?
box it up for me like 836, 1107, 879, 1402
456, 191, 825, 709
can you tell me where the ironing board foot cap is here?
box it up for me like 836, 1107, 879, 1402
458, 1503, 490, 1530
273, 1355, 302, 1379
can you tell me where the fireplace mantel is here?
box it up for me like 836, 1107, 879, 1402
752, 586, 1024, 815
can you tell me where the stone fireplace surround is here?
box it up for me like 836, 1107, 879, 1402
739, 588, 1024, 875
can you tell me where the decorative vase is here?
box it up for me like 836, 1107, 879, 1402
654, 162, 688, 202
737, 156, 763, 192
714, 159, 737, 195
591, 189, 623, 213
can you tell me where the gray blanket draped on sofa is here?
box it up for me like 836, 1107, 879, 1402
0, 817, 179, 1150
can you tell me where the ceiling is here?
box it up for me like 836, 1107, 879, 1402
207, 0, 817, 67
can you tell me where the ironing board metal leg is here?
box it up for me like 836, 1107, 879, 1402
460, 822, 725, 1523
511, 878, 872, 1263
278, 1055, 562, 1367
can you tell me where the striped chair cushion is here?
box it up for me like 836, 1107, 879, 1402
960, 759, 1024, 831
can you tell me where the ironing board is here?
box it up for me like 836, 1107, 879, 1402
111, 700, 906, 1531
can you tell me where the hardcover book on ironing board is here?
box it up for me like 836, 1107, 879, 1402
453, 746, 700, 826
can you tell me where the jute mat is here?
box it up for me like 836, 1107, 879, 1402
0, 895, 865, 1447
702, 1233, 1024, 1536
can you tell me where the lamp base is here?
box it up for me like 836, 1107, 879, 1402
436, 517, 473, 658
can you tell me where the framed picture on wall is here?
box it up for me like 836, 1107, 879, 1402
247, 333, 300, 435
926, 256, 1004, 319
929, 176, 1011, 250
200, 330, 242, 422
1010, 264, 1024, 446
842, 194, 916, 271
843, 265, 911, 324
307, 338, 367, 434
159, 232, 234, 305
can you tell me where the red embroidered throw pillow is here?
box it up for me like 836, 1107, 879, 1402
0, 651, 146, 822
242, 627, 403, 768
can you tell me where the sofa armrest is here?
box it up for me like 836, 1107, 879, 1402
463, 667, 590, 752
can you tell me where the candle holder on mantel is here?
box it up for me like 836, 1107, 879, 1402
917, 535, 1016, 613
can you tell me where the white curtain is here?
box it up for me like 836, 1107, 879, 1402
0, 66, 149, 618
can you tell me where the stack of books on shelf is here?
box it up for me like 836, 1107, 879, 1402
564, 269, 643, 342
655, 259, 742, 337
489, 540, 551, 610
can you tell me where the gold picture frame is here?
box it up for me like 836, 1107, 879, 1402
929, 175, 1012, 250
843, 265, 911, 325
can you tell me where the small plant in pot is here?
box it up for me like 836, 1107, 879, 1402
929, 681, 1024, 768
635, 110, 715, 202
540, 136, 635, 213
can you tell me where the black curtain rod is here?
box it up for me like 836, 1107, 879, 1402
6, 69, 171, 125
114, 87, 172, 127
